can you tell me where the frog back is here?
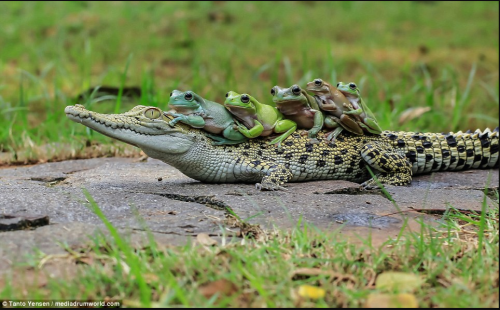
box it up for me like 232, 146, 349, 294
201, 99, 235, 128
256, 101, 282, 131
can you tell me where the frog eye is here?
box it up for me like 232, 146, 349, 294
314, 79, 323, 86
292, 85, 301, 95
270, 87, 276, 96
241, 94, 250, 103
336, 83, 340, 87
169, 92, 173, 97
225, 92, 229, 97
349, 83, 357, 90
144, 108, 161, 119
184, 92, 194, 101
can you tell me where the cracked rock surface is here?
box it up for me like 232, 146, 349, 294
0, 157, 498, 273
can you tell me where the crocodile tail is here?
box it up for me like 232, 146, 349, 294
433, 127, 498, 172
387, 127, 499, 175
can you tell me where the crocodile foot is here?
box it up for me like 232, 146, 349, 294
255, 182, 287, 191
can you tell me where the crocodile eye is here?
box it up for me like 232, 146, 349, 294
270, 87, 276, 96
241, 94, 250, 103
349, 83, 357, 89
144, 108, 161, 119
292, 85, 301, 95
184, 92, 193, 101
314, 79, 323, 86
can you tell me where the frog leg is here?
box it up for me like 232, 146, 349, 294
359, 142, 413, 189
268, 119, 297, 147
307, 109, 325, 139
236, 120, 264, 139
358, 98, 379, 122
206, 125, 248, 145
326, 127, 344, 141
359, 118, 383, 135
338, 114, 364, 135
223, 124, 247, 141
342, 106, 364, 116
169, 114, 205, 128
323, 115, 339, 129
321, 116, 343, 141
207, 134, 247, 145
314, 96, 338, 113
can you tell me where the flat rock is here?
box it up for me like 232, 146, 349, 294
0, 157, 498, 272
410, 170, 499, 190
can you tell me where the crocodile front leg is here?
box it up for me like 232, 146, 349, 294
359, 141, 413, 189
240, 159, 293, 191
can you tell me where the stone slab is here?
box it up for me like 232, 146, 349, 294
0, 157, 497, 272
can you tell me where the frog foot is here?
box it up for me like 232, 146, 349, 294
168, 119, 180, 127
308, 138, 320, 144
325, 126, 344, 142
325, 131, 337, 142
268, 140, 283, 151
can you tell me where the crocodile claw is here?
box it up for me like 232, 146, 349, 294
360, 179, 381, 190
255, 183, 287, 191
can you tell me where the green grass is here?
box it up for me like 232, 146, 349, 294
0, 1, 498, 164
1, 189, 498, 307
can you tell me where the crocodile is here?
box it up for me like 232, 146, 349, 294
65, 104, 499, 190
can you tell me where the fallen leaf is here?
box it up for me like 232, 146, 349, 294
398, 107, 431, 125
364, 293, 418, 308
376, 272, 423, 292
197, 233, 218, 246
199, 279, 238, 299
297, 285, 325, 299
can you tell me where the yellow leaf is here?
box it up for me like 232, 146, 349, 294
376, 272, 423, 292
364, 293, 418, 308
297, 285, 325, 299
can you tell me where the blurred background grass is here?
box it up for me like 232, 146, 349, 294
0, 1, 498, 164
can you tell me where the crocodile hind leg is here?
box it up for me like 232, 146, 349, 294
359, 142, 413, 189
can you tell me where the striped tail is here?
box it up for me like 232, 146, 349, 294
387, 127, 499, 175
441, 127, 499, 172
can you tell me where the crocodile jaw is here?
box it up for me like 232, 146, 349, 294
65, 105, 195, 155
